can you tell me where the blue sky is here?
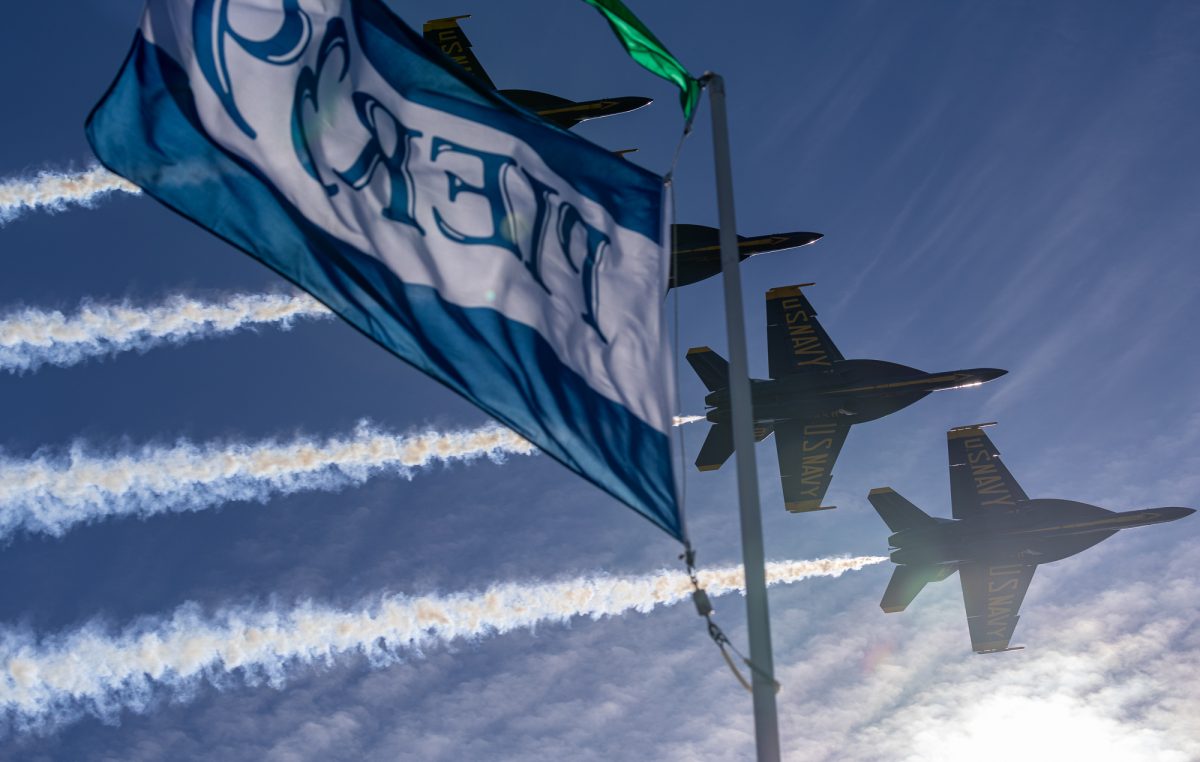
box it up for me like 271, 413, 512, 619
2, 0, 1198, 759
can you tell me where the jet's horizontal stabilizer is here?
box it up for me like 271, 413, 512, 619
880, 564, 954, 613
693, 418, 774, 472
695, 424, 733, 472
869, 487, 936, 533
686, 347, 729, 392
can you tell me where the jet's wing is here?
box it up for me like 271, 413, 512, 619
423, 16, 497, 90
765, 285, 844, 378
948, 424, 1029, 519
773, 418, 849, 512
959, 562, 1036, 653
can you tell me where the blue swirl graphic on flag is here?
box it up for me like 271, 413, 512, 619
291, 18, 350, 196
194, 0, 313, 138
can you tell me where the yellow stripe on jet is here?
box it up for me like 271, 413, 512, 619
536, 101, 624, 116
1020, 514, 1155, 534
786, 500, 837, 513
821, 374, 962, 396
423, 15, 472, 31
948, 422, 999, 439
677, 236, 794, 255
766, 283, 816, 300
974, 641, 1014, 654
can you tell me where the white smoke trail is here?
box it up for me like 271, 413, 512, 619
0, 165, 140, 225
0, 292, 332, 373
0, 555, 886, 733
0, 424, 533, 540
673, 415, 706, 426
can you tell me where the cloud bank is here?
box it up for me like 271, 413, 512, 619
770, 555, 1200, 762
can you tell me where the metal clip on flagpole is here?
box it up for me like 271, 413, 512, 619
699, 72, 782, 762
682, 544, 780, 695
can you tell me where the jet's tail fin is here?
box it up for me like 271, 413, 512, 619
869, 487, 937, 533
880, 564, 955, 613
686, 346, 729, 392
423, 16, 497, 89
695, 424, 733, 472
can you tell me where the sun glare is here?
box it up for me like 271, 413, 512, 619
910, 691, 1185, 762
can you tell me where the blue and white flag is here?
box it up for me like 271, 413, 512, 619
87, 0, 681, 538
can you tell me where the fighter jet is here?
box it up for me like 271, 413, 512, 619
669, 225, 822, 289
687, 284, 1005, 512
422, 18, 821, 287
423, 16, 651, 129
869, 423, 1195, 654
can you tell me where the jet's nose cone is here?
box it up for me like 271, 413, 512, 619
620, 95, 654, 110
949, 368, 1008, 387
1141, 506, 1197, 524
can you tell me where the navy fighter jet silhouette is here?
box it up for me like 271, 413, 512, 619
423, 15, 651, 129
669, 225, 822, 289
423, 18, 823, 288
687, 284, 1005, 512
869, 423, 1195, 653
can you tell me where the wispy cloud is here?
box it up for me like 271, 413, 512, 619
0, 292, 331, 373
0, 556, 886, 735
0, 424, 533, 540
140, 545, 1191, 762
813, 558, 1200, 761
0, 166, 139, 225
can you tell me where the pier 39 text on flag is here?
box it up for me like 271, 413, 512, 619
86, 0, 681, 538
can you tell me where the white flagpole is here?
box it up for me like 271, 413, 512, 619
704, 72, 781, 761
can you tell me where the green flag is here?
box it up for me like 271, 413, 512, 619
579, 0, 701, 119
